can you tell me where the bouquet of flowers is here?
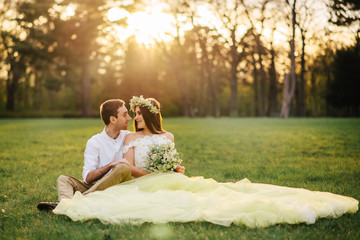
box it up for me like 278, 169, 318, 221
145, 142, 183, 172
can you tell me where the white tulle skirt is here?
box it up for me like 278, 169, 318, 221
53, 172, 358, 228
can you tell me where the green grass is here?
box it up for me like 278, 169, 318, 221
1, 118, 359, 239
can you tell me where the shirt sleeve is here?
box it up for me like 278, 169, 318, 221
82, 137, 100, 183
123, 142, 134, 155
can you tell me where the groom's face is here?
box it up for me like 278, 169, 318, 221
115, 106, 132, 130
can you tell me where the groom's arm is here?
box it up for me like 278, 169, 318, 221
83, 138, 129, 184
85, 159, 127, 184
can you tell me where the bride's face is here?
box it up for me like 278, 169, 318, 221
134, 106, 147, 130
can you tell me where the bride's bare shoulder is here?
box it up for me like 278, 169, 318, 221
124, 132, 143, 143
163, 132, 174, 142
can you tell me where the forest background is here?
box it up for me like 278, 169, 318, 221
0, 0, 359, 118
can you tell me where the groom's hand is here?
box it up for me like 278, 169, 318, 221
119, 158, 131, 167
111, 158, 130, 167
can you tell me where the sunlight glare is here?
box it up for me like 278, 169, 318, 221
107, 7, 129, 22
196, 4, 221, 29
126, 9, 175, 47
108, 5, 176, 47
61, 4, 76, 20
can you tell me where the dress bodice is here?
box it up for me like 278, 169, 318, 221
123, 134, 172, 169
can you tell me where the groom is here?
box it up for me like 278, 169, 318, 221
37, 99, 133, 211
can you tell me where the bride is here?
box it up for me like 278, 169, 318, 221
122, 96, 185, 177
54, 96, 358, 228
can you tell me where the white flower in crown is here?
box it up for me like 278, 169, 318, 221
129, 95, 160, 114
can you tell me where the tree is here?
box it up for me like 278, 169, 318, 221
186, 22, 223, 117
280, 0, 297, 118
329, 0, 360, 26
326, 46, 360, 116
295, 0, 310, 116
52, 1, 105, 117
49, 0, 134, 116
0, 0, 56, 111
120, 39, 161, 102
329, 0, 360, 54
267, 26, 279, 116
242, 0, 271, 117
326, 0, 360, 116
307, 51, 333, 117
155, 0, 198, 117
208, 0, 251, 116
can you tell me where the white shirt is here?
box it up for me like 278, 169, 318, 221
82, 128, 131, 183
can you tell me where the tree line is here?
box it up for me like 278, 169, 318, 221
0, 0, 359, 118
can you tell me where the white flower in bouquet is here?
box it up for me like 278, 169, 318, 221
145, 142, 183, 172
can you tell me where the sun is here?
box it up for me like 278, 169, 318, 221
107, 6, 176, 47
128, 11, 175, 46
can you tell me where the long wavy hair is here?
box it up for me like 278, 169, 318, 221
134, 98, 165, 134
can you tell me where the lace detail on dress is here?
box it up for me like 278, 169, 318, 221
123, 134, 172, 169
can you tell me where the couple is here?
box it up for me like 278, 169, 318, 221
37, 97, 185, 210
43, 96, 358, 228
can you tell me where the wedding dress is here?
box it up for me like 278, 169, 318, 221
54, 135, 358, 228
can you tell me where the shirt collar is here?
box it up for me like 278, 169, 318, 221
101, 127, 123, 142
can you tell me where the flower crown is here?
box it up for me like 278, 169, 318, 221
129, 95, 160, 114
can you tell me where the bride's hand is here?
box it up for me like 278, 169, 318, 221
175, 165, 185, 174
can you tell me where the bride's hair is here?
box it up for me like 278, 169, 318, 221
134, 98, 165, 134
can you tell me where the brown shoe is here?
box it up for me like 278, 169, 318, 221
37, 201, 59, 211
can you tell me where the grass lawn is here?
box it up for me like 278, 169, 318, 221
0, 118, 359, 239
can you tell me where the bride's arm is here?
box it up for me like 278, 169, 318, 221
123, 148, 150, 178
123, 134, 150, 178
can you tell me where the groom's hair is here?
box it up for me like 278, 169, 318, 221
100, 99, 125, 125
135, 98, 165, 134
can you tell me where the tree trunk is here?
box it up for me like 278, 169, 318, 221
280, 0, 297, 118
251, 53, 260, 116
172, 63, 194, 117
280, 74, 295, 118
253, 34, 266, 117
310, 70, 318, 117
23, 75, 31, 109
356, 27, 360, 57
157, 39, 194, 117
267, 46, 278, 116
243, 3, 268, 117
258, 53, 266, 116
81, 61, 92, 117
206, 80, 212, 117
229, 63, 238, 117
6, 67, 19, 111
324, 57, 332, 116
200, 40, 220, 117
174, 59, 195, 117
6, 81, 16, 111
229, 29, 238, 117
207, 68, 220, 117
298, 29, 306, 116
33, 74, 43, 111
280, 39, 297, 118
198, 61, 206, 117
